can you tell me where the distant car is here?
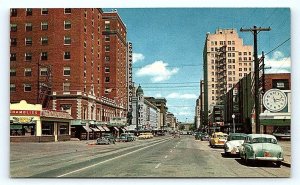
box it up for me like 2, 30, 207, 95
224, 133, 247, 155
195, 132, 202, 140
209, 132, 228, 148
102, 133, 115, 144
96, 137, 111, 145
119, 133, 135, 142
173, 132, 180, 138
200, 133, 209, 141
239, 134, 284, 167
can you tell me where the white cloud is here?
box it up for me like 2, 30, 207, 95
265, 51, 291, 74
136, 60, 179, 82
166, 92, 197, 99
132, 53, 145, 63
178, 112, 191, 116
154, 93, 162, 98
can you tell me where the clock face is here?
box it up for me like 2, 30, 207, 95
263, 89, 287, 112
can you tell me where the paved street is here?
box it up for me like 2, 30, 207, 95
10, 135, 290, 178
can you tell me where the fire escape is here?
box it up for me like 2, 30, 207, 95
216, 45, 227, 104
37, 64, 52, 108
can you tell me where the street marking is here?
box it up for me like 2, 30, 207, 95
164, 155, 168, 158
57, 138, 172, 177
155, 163, 161, 169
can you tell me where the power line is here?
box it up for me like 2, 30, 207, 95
265, 38, 291, 56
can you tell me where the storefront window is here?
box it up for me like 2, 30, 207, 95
42, 122, 54, 135
10, 124, 35, 136
59, 123, 69, 135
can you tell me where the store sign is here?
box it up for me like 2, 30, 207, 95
10, 110, 41, 116
41, 110, 73, 119
12, 117, 35, 124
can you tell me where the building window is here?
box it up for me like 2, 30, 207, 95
91, 19, 94, 26
105, 46, 110, 52
243, 57, 247, 61
24, 84, 32, 92
212, 78, 214, 82
64, 51, 71, 60
105, 35, 110, 42
228, 41, 231, 45
25, 23, 32, 31
41, 8, 48, 15
84, 10, 87, 18
228, 47, 231, 51
42, 122, 54, 135
105, 21, 110, 30
10, 38, 17, 46
63, 82, 70, 91
10, 9, 17, 17
228, 53, 231, 57
105, 56, 110, 62
249, 68, 251, 71
105, 77, 110, 83
84, 41, 87, 48
64, 20, 71, 30
10, 69, 16, 76
232, 59, 235, 63
249, 57, 252, 61
105, 67, 110, 73
10, 84, 16, 92
25, 37, 32, 46
64, 36, 71, 45
232, 47, 235, 51
10, 53, 16, 61
239, 68, 242, 71
212, 96, 214, 100
41, 52, 48, 60
59, 123, 69, 135
40, 68, 48, 76
243, 52, 247, 55
24, 68, 32, 77
41, 37, 48, 45
64, 8, 71, 14
232, 41, 235, 45
25, 52, 32, 61
10, 24, 17, 32
41, 22, 48, 30
26, 8, 32, 16
63, 67, 71, 76
211, 48, 214, 52
239, 73, 242, 77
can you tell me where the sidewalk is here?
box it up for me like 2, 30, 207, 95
278, 140, 291, 167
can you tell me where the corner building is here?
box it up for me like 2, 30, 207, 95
10, 8, 128, 139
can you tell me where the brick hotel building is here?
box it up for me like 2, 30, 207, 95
10, 8, 129, 140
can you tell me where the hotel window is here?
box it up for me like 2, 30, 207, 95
228, 59, 231, 63
228, 47, 231, 51
41, 22, 48, 30
64, 20, 71, 30
63, 67, 71, 76
232, 59, 235, 63
212, 84, 214, 88
25, 23, 32, 31
244, 73, 247, 77
212, 78, 214, 82
10, 53, 16, 61
91, 33, 94, 40
249, 68, 251, 71
64, 52, 71, 60
228, 41, 231, 45
239, 68, 242, 71
84, 26, 87, 33
41, 52, 48, 60
63, 82, 70, 91
233, 71, 235, 75
10, 69, 16, 76
41, 8, 48, 15
229, 84, 232, 88
98, 39, 100, 45
11, 38, 17, 46
26, 8, 33, 16
10, 9, 17, 17
239, 52, 242, 55
239, 57, 242, 61
211, 41, 214, 45
25, 52, 32, 61
228, 71, 232, 75
105, 67, 110, 73
243, 52, 247, 55
10, 84, 16, 92
105, 35, 110, 42
98, 26, 100, 33
212, 96, 214, 100
249, 57, 252, 61
92, 19, 94, 26
25, 37, 32, 46
64, 36, 71, 45
211, 65, 214, 70
211, 48, 214, 52
10, 24, 17, 32
40, 68, 48, 76
105, 77, 110, 83
232, 41, 235, 45
232, 53, 235, 57
105, 45, 110, 52
105, 21, 110, 30
212, 90, 214, 94
239, 73, 242, 77
211, 59, 214, 64
233, 65, 235, 69
24, 68, 32, 76
211, 72, 214, 75
64, 8, 71, 14
105, 56, 110, 62
243, 57, 247, 61
228, 53, 231, 57
249, 52, 251, 55
232, 47, 235, 51
228, 65, 232, 69
84, 10, 87, 18
24, 84, 32, 92
84, 41, 87, 48
41, 37, 48, 45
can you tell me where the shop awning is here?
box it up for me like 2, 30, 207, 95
260, 119, 291, 126
96, 126, 105, 132
113, 127, 119, 132
82, 126, 92, 132
102, 126, 110, 132
90, 127, 100, 132
121, 128, 126, 132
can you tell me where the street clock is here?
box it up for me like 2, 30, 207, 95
263, 89, 287, 112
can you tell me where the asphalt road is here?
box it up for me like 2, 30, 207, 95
10, 135, 290, 178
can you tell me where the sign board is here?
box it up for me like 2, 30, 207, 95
10, 110, 41, 116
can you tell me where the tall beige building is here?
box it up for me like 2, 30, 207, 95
203, 28, 253, 125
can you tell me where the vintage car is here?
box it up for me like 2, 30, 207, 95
173, 132, 180, 138
195, 132, 202, 140
102, 133, 116, 144
239, 134, 284, 167
201, 133, 209, 141
224, 133, 247, 155
119, 133, 135, 142
96, 137, 111, 145
209, 132, 228, 148
138, 132, 154, 139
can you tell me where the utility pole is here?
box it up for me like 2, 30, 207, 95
240, 26, 271, 134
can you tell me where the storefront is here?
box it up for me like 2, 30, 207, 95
10, 100, 73, 142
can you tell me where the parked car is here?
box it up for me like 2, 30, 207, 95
224, 133, 247, 155
96, 137, 111, 145
119, 133, 135, 142
195, 132, 202, 140
209, 132, 228, 148
102, 133, 116, 144
239, 134, 284, 167
200, 133, 210, 141
173, 132, 180, 138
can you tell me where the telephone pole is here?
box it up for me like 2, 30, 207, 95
240, 26, 271, 134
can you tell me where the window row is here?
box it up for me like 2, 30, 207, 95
211, 40, 235, 46
10, 21, 71, 32
238, 57, 253, 61
239, 52, 252, 56
10, 67, 71, 77
10, 51, 72, 61
10, 8, 72, 17
10, 36, 72, 46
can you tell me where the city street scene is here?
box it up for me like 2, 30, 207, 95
9, 8, 291, 178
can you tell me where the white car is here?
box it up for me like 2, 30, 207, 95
224, 133, 247, 155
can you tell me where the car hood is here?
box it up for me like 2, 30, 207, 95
252, 143, 283, 154
226, 140, 244, 147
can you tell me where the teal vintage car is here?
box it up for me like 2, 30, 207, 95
239, 134, 284, 167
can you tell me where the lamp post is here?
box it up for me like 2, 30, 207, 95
232, 114, 236, 133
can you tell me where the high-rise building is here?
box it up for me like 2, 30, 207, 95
203, 28, 253, 126
10, 8, 128, 138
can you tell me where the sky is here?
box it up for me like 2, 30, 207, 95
113, 8, 291, 122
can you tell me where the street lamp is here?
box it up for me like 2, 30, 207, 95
232, 114, 236, 133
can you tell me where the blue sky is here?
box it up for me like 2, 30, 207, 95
113, 8, 291, 122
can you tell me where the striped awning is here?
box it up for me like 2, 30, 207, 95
96, 126, 106, 132
90, 127, 100, 132
113, 127, 119, 132
82, 126, 92, 132
102, 126, 110, 132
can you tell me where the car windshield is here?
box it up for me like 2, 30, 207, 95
252, 137, 277, 144
217, 135, 227, 139
228, 135, 246, 141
